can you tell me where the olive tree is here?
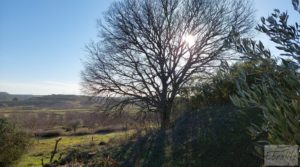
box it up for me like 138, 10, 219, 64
82, 0, 254, 129
230, 0, 300, 156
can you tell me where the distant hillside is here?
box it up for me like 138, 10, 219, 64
0, 92, 37, 101
0, 92, 97, 109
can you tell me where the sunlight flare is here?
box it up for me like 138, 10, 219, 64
183, 34, 196, 47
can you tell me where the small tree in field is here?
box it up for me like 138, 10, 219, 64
82, 0, 254, 129
68, 120, 81, 134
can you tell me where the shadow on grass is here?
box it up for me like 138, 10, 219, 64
114, 130, 167, 167
113, 105, 262, 167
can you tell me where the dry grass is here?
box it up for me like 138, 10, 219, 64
15, 131, 132, 167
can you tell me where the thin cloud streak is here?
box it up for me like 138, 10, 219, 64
0, 80, 81, 95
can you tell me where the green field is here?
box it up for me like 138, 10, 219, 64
15, 132, 130, 167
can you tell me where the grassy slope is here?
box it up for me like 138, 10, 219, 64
15, 132, 129, 167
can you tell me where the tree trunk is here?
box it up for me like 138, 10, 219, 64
161, 114, 170, 130
160, 80, 173, 130
160, 106, 171, 130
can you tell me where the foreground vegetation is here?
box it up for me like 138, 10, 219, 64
0, 0, 299, 167
17, 132, 132, 167
0, 119, 31, 167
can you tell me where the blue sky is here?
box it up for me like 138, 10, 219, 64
0, 0, 298, 95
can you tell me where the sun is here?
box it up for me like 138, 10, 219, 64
184, 34, 196, 47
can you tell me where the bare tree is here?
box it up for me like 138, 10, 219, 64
82, 0, 254, 129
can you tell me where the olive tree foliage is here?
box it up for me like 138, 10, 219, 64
230, 0, 300, 155
258, 0, 300, 66
82, 0, 254, 128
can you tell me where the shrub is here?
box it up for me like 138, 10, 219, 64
94, 128, 116, 134
73, 128, 92, 136
0, 118, 31, 167
232, 68, 300, 144
36, 129, 64, 138
181, 60, 272, 109
94, 126, 126, 134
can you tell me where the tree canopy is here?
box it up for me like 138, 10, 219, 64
82, 0, 254, 128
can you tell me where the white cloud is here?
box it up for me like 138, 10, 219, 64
0, 80, 81, 95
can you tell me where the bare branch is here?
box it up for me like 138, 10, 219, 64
82, 0, 254, 129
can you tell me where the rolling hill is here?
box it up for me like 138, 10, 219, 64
0, 92, 96, 109
0, 92, 37, 101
